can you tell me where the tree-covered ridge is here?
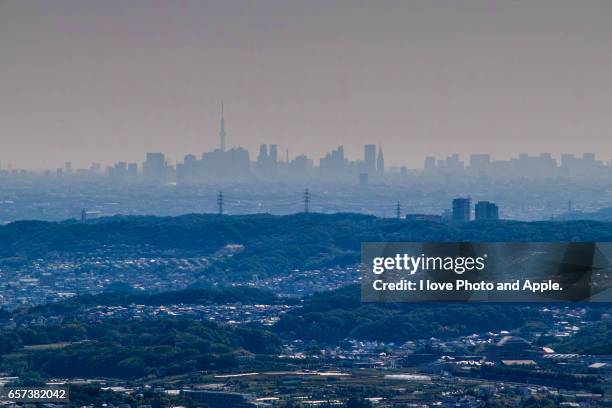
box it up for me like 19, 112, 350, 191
552, 320, 612, 355
0, 287, 284, 380
274, 285, 543, 343
3, 213, 612, 276
0, 318, 281, 379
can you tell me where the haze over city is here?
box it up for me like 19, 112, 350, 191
2, 0, 612, 169
2, 3, 612, 407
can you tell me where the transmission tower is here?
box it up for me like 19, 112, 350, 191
396, 201, 401, 219
303, 188, 310, 213
217, 191, 224, 216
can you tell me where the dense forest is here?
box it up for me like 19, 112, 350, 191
0, 318, 280, 379
553, 320, 612, 355
274, 285, 544, 343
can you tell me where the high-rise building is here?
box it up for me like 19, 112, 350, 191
108, 161, 128, 179
177, 154, 198, 182
438, 154, 464, 174
319, 146, 348, 180
359, 172, 368, 187
269, 144, 278, 164
469, 154, 491, 175
424, 156, 436, 176
256, 144, 269, 178
127, 163, 138, 178
376, 145, 385, 176
200, 147, 250, 182
225, 147, 251, 178
258, 144, 268, 163
143, 152, 167, 181
288, 154, 312, 179
364, 144, 376, 174
452, 197, 471, 223
475, 201, 499, 221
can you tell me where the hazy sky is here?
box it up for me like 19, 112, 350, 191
2, 0, 612, 169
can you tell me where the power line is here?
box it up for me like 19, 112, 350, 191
303, 188, 310, 213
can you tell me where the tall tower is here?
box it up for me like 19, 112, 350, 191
219, 103, 226, 151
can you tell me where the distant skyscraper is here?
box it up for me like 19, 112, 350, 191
376, 145, 385, 176
256, 144, 280, 179
143, 152, 167, 181
199, 146, 250, 181
364, 144, 376, 174
127, 163, 138, 178
269, 144, 278, 176
475, 201, 499, 221
219, 103, 226, 151
257, 144, 268, 177
452, 197, 471, 223
469, 154, 491, 175
319, 146, 348, 180
288, 154, 312, 179
258, 144, 268, 162
359, 172, 368, 187
424, 156, 436, 176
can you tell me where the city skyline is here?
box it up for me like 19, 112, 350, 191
3, 1, 612, 169
2, 105, 612, 176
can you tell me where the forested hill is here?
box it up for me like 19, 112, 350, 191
3, 213, 612, 276
274, 285, 544, 343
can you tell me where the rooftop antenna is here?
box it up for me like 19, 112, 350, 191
217, 191, 224, 216
303, 188, 310, 213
